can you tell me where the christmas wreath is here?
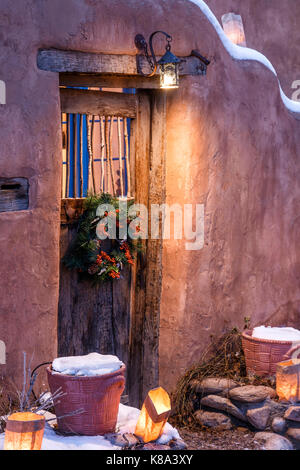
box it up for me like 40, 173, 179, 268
63, 193, 142, 282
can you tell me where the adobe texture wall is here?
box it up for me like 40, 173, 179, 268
0, 0, 299, 393
206, 0, 300, 98
160, 1, 300, 390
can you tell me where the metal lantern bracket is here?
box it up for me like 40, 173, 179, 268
191, 49, 210, 75
135, 32, 210, 78
135, 31, 173, 77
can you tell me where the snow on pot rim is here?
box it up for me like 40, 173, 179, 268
251, 326, 300, 343
47, 364, 126, 379
51, 352, 124, 377
243, 330, 294, 345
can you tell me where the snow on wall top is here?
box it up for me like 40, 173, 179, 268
188, 0, 300, 116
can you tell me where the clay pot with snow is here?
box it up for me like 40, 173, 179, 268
242, 327, 300, 377
47, 353, 126, 436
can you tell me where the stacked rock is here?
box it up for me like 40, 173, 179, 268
192, 377, 300, 450
284, 406, 300, 449
105, 433, 187, 450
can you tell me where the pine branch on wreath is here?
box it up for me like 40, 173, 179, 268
63, 193, 143, 283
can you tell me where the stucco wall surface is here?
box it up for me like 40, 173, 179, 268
206, 0, 300, 99
0, 0, 299, 392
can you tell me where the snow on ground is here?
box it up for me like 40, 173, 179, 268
0, 404, 180, 450
252, 326, 300, 342
52, 352, 123, 376
188, 0, 300, 115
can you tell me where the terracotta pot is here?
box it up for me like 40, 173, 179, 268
242, 330, 293, 376
47, 364, 125, 435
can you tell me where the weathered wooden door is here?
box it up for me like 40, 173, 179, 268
58, 227, 132, 381
58, 86, 166, 407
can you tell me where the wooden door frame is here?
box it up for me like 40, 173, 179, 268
128, 90, 166, 406
58, 77, 166, 407
38, 47, 206, 406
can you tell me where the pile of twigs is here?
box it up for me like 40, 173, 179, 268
171, 329, 250, 427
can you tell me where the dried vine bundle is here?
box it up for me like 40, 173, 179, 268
171, 329, 247, 427
171, 328, 276, 428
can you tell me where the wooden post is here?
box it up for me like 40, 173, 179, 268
87, 114, 96, 194
117, 117, 124, 197
128, 91, 150, 407
124, 118, 131, 198
100, 116, 105, 193
108, 116, 115, 196
142, 91, 166, 400
128, 90, 166, 406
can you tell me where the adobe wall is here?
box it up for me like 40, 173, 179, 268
160, 1, 300, 390
0, 0, 299, 393
206, 0, 300, 98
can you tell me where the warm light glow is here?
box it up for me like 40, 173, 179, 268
135, 387, 171, 443
160, 63, 179, 89
221, 13, 246, 47
276, 359, 300, 403
4, 412, 45, 450
148, 388, 170, 414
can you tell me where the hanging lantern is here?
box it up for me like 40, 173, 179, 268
135, 387, 171, 443
157, 49, 180, 89
4, 412, 45, 450
221, 13, 246, 47
276, 344, 300, 403
135, 32, 181, 89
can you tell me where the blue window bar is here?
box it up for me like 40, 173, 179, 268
61, 88, 135, 198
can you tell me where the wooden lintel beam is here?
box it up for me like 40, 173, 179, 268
60, 73, 161, 89
60, 88, 137, 117
37, 49, 206, 77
